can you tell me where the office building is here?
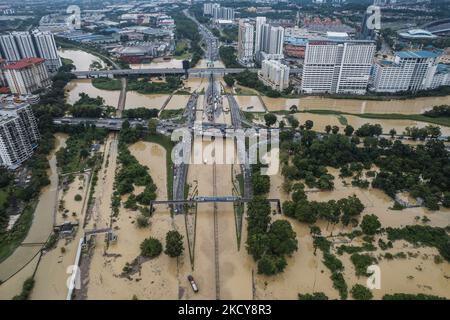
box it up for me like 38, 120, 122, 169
237, 19, 254, 67
0, 102, 40, 169
3, 57, 51, 95
301, 39, 376, 95
259, 59, 290, 91
372, 51, 440, 93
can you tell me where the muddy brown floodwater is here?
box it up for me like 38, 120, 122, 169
58, 49, 106, 71
293, 113, 450, 136
256, 167, 450, 300
0, 134, 68, 299
262, 95, 450, 114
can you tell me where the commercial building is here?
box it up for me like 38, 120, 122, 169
0, 102, 40, 169
259, 59, 290, 91
237, 19, 255, 67
430, 64, 450, 89
301, 39, 376, 95
371, 51, 440, 93
398, 29, 438, 40
3, 57, 51, 95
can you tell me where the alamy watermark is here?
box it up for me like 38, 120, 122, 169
66, 5, 81, 30
366, 5, 381, 31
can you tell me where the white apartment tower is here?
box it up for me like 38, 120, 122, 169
212, 7, 235, 21
255, 19, 284, 61
372, 51, 439, 93
0, 103, 40, 169
0, 30, 61, 73
203, 3, 220, 16
254, 17, 267, 53
32, 29, 62, 73
3, 57, 51, 95
12, 32, 37, 59
259, 59, 290, 91
0, 34, 21, 62
301, 40, 376, 95
237, 19, 255, 67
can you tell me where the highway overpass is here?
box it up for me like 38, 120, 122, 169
71, 67, 302, 78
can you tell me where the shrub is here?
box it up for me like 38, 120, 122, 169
74, 194, 82, 201
351, 284, 373, 300
298, 292, 329, 300
140, 237, 162, 258
164, 230, 184, 257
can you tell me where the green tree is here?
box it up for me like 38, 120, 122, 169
267, 220, 298, 256
344, 125, 354, 136
351, 284, 373, 300
257, 254, 287, 275
305, 120, 314, 130
360, 214, 381, 235
148, 118, 158, 135
298, 292, 328, 300
332, 126, 340, 134
164, 230, 184, 257
389, 128, 397, 139
264, 113, 277, 127
223, 74, 235, 87
140, 237, 162, 258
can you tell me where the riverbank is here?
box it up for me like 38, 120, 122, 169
300, 110, 450, 128
0, 134, 67, 297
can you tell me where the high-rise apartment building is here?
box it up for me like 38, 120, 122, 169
237, 19, 255, 67
32, 29, 62, 73
203, 3, 220, 16
12, 32, 37, 59
255, 19, 284, 61
372, 51, 440, 93
254, 17, 267, 53
301, 39, 376, 95
0, 30, 61, 72
3, 57, 51, 95
0, 102, 40, 169
212, 7, 235, 21
259, 59, 290, 91
0, 34, 21, 62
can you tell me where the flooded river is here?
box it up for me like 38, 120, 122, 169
58, 49, 106, 71
262, 95, 450, 114
0, 134, 67, 299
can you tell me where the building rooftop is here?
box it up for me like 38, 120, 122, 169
4, 57, 45, 70
398, 29, 438, 39
396, 50, 440, 59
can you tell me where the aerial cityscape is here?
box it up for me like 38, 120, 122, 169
0, 0, 449, 303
